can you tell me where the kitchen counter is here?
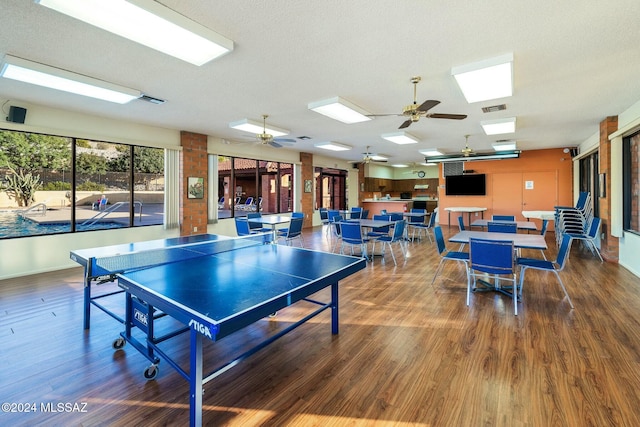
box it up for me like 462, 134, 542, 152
362, 199, 438, 215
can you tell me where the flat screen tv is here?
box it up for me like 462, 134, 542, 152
445, 174, 486, 196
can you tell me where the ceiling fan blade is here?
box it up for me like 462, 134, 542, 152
399, 119, 413, 129
427, 113, 467, 120
274, 138, 296, 143
417, 100, 440, 112
268, 141, 282, 148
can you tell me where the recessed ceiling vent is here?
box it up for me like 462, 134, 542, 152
481, 104, 506, 113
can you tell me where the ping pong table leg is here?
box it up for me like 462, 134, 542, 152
331, 283, 339, 335
190, 329, 203, 427
83, 271, 91, 330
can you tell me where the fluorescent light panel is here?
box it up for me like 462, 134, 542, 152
481, 117, 516, 135
492, 140, 517, 151
391, 164, 409, 168
381, 131, 419, 145
308, 96, 372, 124
229, 118, 289, 137
314, 141, 352, 151
452, 53, 513, 103
0, 55, 141, 103
370, 154, 389, 161
36, 0, 233, 66
419, 148, 444, 156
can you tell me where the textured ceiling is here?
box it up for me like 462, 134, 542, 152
2, 0, 640, 165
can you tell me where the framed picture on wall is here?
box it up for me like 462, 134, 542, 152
188, 177, 204, 199
304, 179, 312, 193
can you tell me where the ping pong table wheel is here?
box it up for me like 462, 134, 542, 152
143, 365, 159, 380
112, 337, 126, 350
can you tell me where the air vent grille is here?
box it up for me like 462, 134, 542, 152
139, 94, 166, 104
482, 104, 506, 113
443, 162, 464, 176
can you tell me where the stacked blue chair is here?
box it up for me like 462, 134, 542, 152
554, 192, 592, 246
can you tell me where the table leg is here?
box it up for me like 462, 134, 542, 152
331, 282, 339, 335
190, 329, 203, 427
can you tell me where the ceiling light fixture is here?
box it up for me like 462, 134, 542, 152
390, 164, 409, 168
370, 154, 389, 161
314, 141, 352, 151
36, 0, 234, 66
0, 54, 141, 103
381, 131, 419, 145
492, 140, 517, 151
481, 117, 516, 135
229, 118, 289, 137
308, 96, 372, 124
452, 53, 513, 103
418, 148, 444, 156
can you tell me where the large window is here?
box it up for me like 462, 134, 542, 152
579, 150, 600, 218
0, 129, 164, 239
623, 131, 640, 234
217, 155, 293, 218
314, 167, 347, 210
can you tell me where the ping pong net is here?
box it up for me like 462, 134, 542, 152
95, 233, 269, 275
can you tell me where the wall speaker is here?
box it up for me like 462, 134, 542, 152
7, 106, 27, 124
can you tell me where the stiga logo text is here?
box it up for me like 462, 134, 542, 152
188, 319, 213, 338
133, 309, 148, 326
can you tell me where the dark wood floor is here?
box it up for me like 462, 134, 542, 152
2, 226, 640, 426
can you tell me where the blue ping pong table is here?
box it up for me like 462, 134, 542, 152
70, 234, 229, 329
93, 233, 366, 426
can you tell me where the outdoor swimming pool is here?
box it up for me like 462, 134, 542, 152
0, 212, 125, 239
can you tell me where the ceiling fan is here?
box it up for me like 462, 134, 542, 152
368, 76, 467, 129
255, 114, 296, 147
351, 146, 388, 164
461, 134, 475, 157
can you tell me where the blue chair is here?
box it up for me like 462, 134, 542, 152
247, 212, 272, 233
487, 221, 517, 234
234, 217, 254, 236
373, 220, 407, 265
431, 226, 469, 286
411, 210, 437, 244
277, 217, 304, 247
319, 208, 330, 238
517, 233, 575, 309
237, 196, 254, 211
340, 221, 370, 259
457, 215, 465, 231
292, 212, 304, 218
407, 208, 427, 241
349, 207, 363, 219
330, 215, 343, 252
565, 217, 603, 262
468, 237, 518, 315
366, 215, 392, 240
492, 215, 515, 221
360, 209, 369, 219
539, 219, 549, 260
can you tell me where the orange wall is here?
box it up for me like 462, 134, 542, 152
438, 148, 573, 229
